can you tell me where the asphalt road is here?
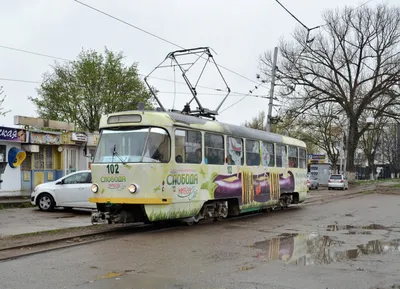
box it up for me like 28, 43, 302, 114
1, 192, 400, 289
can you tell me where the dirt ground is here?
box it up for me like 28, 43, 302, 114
0, 181, 398, 247
1, 185, 400, 289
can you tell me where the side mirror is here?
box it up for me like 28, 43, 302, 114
56, 180, 63, 185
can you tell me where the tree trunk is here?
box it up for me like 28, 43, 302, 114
368, 157, 375, 180
346, 122, 360, 183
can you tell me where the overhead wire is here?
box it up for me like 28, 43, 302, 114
219, 82, 265, 114
72, 0, 265, 88
0, 45, 268, 98
0, 76, 269, 97
0, 45, 70, 62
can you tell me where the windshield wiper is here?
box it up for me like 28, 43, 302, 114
112, 144, 127, 165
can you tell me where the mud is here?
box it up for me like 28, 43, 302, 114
1, 193, 400, 289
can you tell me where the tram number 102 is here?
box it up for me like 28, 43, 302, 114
106, 164, 120, 174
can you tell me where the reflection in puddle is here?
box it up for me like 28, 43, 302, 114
253, 233, 400, 266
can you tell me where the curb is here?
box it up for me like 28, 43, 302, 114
0, 200, 33, 209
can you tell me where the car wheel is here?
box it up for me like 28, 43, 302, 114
37, 193, 55, 211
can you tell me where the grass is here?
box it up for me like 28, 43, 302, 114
390, 183, 400, 188
147, 208, 201, 221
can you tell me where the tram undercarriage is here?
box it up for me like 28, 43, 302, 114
90, 193, 301, 225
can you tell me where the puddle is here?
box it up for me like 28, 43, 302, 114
326, 223, 388, 231
253, 233, 400, 266
345, 231, 372, 235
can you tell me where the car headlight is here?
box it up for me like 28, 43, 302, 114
91, 184, 99, 193
128, 184, 138, 194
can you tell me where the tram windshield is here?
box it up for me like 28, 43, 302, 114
94, 127, 170, 163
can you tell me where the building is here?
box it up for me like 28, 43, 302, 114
14, 116, 100, 193
20, 129, 63, 191
0, 125, 27, 196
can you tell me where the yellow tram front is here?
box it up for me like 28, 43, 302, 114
89, 111, 176, 224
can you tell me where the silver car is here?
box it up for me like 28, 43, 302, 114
307, 175, 319, 190
328, 174, 349, 190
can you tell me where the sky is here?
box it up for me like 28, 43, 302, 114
0, 0, 390, 129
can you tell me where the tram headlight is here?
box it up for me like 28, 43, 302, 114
91, 184, 99, 193
128, 184, 138, 194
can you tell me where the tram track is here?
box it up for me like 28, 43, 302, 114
0, 189, 369, 262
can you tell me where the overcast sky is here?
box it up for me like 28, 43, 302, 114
0, 0, 391, 129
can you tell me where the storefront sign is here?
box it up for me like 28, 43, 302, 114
0, 126, 26, 142
71, 132, 88, 142
30, 132, 60, 145
308, 154, 326, 164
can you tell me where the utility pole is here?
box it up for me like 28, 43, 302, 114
266, 47, 278, 132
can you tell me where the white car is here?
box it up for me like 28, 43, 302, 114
328, 174, 349, 190
31, 170, 96, 211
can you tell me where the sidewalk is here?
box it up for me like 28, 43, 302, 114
0, 194, 32, 208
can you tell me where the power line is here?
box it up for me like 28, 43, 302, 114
1, 44, 270, 97
0, 44, 240, 94
72, 0, 264, 87
275, 0, 375, 31
0, 45, 70, 62
0, 44, 270, 103
0, 77, 41, 84
219, 82, 264, 114
0, 76, 268, 98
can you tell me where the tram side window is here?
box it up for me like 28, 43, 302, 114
204, 133, 225, 165
246, 140, 260, 166
288, 146, 298, 168
227, 137, 244, 165
299, 148, 306, 168
175, 129, 202, 164
261, 141, 275, 167
276, 144, 287, 168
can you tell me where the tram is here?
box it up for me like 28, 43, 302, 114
89, 110, 308, 225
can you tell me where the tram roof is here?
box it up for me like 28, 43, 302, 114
100, 110, 306, 148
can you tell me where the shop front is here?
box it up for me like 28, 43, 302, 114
0, 126, 27, 196
21, 130, 63, 191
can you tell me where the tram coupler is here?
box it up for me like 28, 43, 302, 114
91, 211, 109, 225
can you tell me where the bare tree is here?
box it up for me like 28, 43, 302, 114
359, 116, 387, 179
296, 103, 343, 173
243, 110, 319, 153
0, 86, 10, 116
380, 122, 400, 176
260, 3, 400, 180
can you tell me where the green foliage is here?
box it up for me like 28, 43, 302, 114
243, 111, 267, 130
30, 48, 154, 132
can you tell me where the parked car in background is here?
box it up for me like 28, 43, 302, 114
328, 174, 349, 190
307, 175, 319, 190
31, 170, 96, 211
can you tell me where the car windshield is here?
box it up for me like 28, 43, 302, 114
330, 175, 343, 179
94, 127, 170, 163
